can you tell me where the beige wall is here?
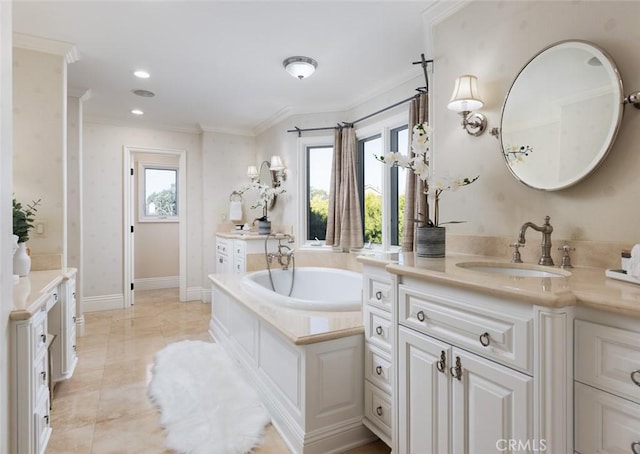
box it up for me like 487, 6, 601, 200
133, 152, 179, 279
82, 123, 202, 297
13, 47, 65, 255
431, 0, 640, 244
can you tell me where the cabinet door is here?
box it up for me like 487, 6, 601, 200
398, 326, 451, 454
451, 348, 532, 454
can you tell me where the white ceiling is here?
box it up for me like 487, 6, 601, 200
12, 1, 434, 135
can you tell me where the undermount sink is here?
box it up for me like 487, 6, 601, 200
456, 261, 571, 278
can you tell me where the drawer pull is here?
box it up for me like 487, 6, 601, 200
375, 406, 383, 417
416, 311, 426, 322
436, 350, 446, 374
41, 371, 47, 382
450, 356, 462, 381
479, 332, 490, 347
631, 370, 640, 387
375, 291, 383, 300
375, 365, 383, 376
219, 258, 223, 263
632, 441, 640, 454
375, 326, 383, 336
41, 334, 47, 344
44, 415, 49, 425
72, 316, 77, 323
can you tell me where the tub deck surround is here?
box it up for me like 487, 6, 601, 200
11, 268, 77, 320
358, 252, 640, 317
209, 273, 363, 345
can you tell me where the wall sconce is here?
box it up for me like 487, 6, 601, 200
247, 165, 259, 181
269, 155, 286, 187
448, 74, 488, 136
246, 156, 286, 187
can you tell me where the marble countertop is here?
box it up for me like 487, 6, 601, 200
209, 273, 364, 345
358, 252, 640, 318
11, 268, 77, 321
216, 231, 293, 241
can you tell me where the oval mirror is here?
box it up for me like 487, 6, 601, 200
258, 160, 276, 209
499, 40, 624, 190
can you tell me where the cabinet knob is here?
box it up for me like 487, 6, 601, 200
450, 356, 462, 381
479, 332, 491, 347
72, 316, 77, 323
219, 258, 223, 263
375, 326, 383, 336
41, 334, 47, 344
436, 350, 446, 373
416, 311, 426, 322
631, 441, 640, 454
375, 365, 383, 376
631, 370, 640, 387
375, 291, 383, 301
375, 406, 383, 417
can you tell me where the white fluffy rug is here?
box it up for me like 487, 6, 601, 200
148, 340, 270, 454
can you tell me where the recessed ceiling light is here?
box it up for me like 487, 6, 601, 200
132, 89, 155, 98
131, 109, 144, 115
134, 70, 150, 79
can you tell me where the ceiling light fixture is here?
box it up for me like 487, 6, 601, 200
131, 109, 144, 115
133, 70, 150, 79
132, 89, 155, 98
283, 56, 318, 80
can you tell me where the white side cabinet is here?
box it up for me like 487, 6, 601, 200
574, 319, 640, 454
49, 272, 78, 382
362, 265, 395, 447
216, 234, 280, 274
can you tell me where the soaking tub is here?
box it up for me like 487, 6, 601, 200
241, 267, 362, 311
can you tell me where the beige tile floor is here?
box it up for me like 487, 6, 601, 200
47, 288, 390, 454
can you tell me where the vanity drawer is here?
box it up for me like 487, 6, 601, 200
364, 305, 393, 354
364, 381, 392, 438
233, 240, 246, 259
31, 311, 49, 360
216, 238, 230, 255
33, 351, 49, 403
364, 273, 393, 312
575, 382, 640, 454
365, 343, 392, 393
398, 284, 532, 373
575, 320, 640, 404
34, 393, 52, 454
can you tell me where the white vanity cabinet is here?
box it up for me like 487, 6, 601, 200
216, 234, 280, 274
396, 276, 534, 454
574, 319, 640, 454
49, 272, 78, 382
362, 266, 396, 447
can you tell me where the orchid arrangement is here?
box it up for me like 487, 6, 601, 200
377, 123, 478, 227
238, 181, 285, 221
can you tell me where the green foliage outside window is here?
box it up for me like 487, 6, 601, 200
147, 184, 177, 217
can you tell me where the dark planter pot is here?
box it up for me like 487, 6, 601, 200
257, 220, 271, 235
416, 226, 446, 258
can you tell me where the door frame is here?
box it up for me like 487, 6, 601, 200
123, 145, 187, 307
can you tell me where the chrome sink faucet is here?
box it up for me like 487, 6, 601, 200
518, 216, 554, 266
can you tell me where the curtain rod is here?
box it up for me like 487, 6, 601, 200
287, 55, 433, 137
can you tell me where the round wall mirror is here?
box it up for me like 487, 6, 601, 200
499, 40, 624, 190
258, 160, 276, 209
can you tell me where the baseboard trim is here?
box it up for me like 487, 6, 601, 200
82, 294, 124, 312
134, 276, 179, 291
186, 286, 208, 302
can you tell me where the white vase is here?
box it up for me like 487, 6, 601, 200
13, 242, 31, 277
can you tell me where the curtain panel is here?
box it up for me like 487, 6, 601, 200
325, 127, 364, 251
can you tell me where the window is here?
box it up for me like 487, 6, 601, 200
306, 145, 333, 241
139, 164, 178, 222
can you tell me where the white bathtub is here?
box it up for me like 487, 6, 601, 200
241, 267, 362, 311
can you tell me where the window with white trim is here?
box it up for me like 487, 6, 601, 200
138, 163, 179, 222
298, 113, 409, 250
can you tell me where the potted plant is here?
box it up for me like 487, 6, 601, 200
378, 123, 478, 257
12, 197, 41, 276
238, 182, 285, 235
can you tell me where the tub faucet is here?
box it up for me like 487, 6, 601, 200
518, 216, 554, 266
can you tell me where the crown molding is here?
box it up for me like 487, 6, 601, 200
68, 87, 92, 101
197, 123, 255, 137
84, 113, 203, 135
13, 32, 80, 63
